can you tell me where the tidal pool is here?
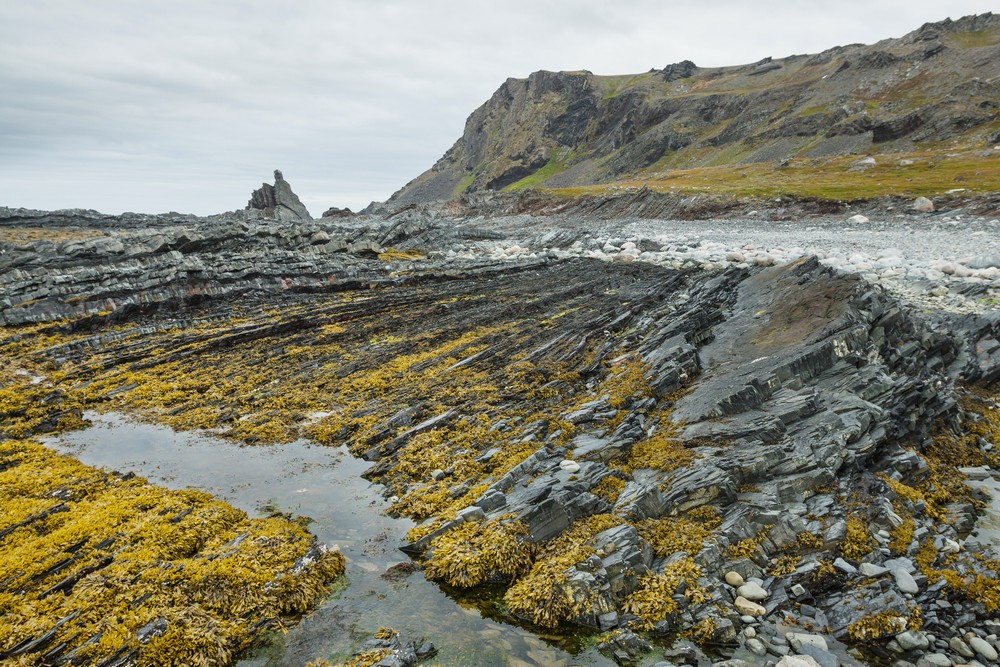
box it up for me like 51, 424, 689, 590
48, 413, 625, 667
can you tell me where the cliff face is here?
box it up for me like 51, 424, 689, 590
385, 13, 1000, 208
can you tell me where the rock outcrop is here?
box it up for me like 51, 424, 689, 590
383, 13, 1000, 208
321, 205, 354, 218
247, 169, 313, 222
2, 203, 1000, 666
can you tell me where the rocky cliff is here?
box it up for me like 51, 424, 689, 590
384, 13, 1000, 208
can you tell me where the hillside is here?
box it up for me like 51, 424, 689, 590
384, 13, 1000, 208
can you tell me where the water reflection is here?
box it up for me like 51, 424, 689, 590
48, 413, 618, 667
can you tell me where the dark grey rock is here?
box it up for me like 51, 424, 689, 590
799, 644, 840, 667
964, 255, 1000, 270
247, 169, 313, 222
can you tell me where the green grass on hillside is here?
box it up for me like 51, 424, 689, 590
453, 173, 475, 198
546, 149, 1000, 200
504, 150, 573, 191
946, 27, 1000, 48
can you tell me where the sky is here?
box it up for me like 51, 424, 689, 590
0, 1, 996, 215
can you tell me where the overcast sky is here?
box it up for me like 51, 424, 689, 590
0, 1, 995, 215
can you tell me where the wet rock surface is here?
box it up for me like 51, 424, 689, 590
1, 203, 999, 666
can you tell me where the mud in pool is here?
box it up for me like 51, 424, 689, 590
48, 413, 625, 667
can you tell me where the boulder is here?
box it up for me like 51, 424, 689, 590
737, 582, 768, 601
787, 633, 829, 652
966, 634, 998, 662
735, 595, 766, 617
895, 630, 929, 651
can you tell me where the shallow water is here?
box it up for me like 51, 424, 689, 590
49, 413, 622, 667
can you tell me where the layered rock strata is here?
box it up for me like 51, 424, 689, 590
1, 207, 999, 665
247, 169, 313, 222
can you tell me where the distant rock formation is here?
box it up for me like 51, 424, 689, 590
321, 206, 354, 219
247, 170, 313, 222
659, 59, 697, 81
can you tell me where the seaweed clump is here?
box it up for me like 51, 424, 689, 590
0, 439, 345, 665
0, 356, 345, 665
503, 514, 623, 628
423, 517, 531, 587
622, 558, 707, 629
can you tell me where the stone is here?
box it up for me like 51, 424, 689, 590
941, 538, 961, 554
894, 568, 920, 594
859, 563, 889, 578
896, 630, 930, 651
558, 459, 581, 473
414, 642, 437, 660
911, 197, 935, 212
787, 633, 829, 652
597, 628, 652, 662
798, 645, 839, 667
455, 506, 485, 523
737, 582, 768, 601
920, 654, 952, 667
735, 595, 766, 617
833, 558, 857, 575
776, 656, 822, 667
725, 571, 745, 587
662, 641, 701, 665
747, 638, 768, 656
950, 637, 975, 658
966, 635, 998, 662
754, 253, 774, 267
847, 214, 870, 224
